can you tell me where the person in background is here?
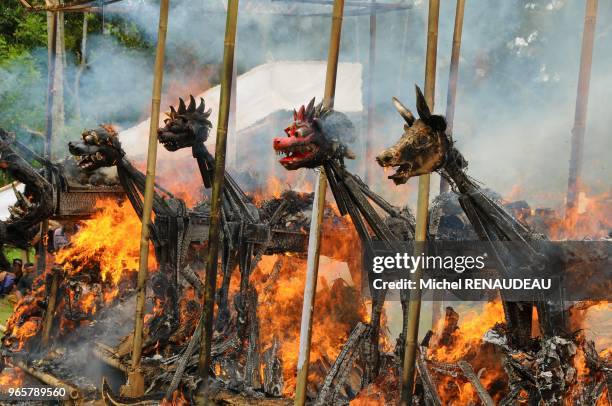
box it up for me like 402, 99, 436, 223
0, 270, 16, 297
11, 258, 23, 282
15, 262, 35, 300
53, 221, 79, 252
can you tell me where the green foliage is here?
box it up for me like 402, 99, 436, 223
0, 4, 46, 50
106, 19, 152, 50
14, 13, 47, 48
0, 3, 153, 187
0, 37, 46, 131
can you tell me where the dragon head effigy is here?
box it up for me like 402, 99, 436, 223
68, 125, 124, 171
157, 95, 212, 152
273, 98, 355, 170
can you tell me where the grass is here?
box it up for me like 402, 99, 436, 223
0, 296, 15, 326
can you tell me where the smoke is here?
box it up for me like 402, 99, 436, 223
363, 0, 611, 211
1, 0, 610, 212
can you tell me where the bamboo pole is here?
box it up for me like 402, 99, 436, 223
37, 11, 58, 276
46, 0, 65, 159
294, 1, 345, 404
433, 0, 465, 332
44, 10, 58, 170
197, 0, 239, 396
94, 342, 130, 372
439, 0, 465, 194
228, 58, 238, 166
364, 0, 376, 184
400, 0, 439, 404
40, 266, 60, 347
14, 360, 81, 400
121, 0, 169, 397
566, 0, 598, 219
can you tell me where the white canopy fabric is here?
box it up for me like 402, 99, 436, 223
120, 60, 363, 161
0, 182, 22, 221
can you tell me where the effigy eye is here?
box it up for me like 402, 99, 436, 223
284, 125, 296, 137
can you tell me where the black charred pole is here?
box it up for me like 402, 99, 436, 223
37, 11, 58, 276
198, 0, 239, 396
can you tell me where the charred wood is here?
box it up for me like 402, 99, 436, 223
416, 347, 442, 406
244, 287, 262, 390
94, 341, 130, 373
165, 317, 203, 398
262, 337, 284, 397
14, 359, 81, 401
316, 322, 370, 405
179, 264, 203, 296
457, 360, 494, 406
438, 306, 459, 347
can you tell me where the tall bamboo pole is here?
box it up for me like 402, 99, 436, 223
439, 0, 465, 194
400, 0, 439, 404
37, 11, 58, 276
46, 0, 65, 159
433, 0, 465, 332
566, 0, 598, 219
197, 0, 239, 395
364, 0, 376, 184
122, 0, 169, 397
294, 1, 345, 404
228, 42, 238, 166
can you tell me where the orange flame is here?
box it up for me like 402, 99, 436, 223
0, 367, 24, 390
56, 199, 153, 285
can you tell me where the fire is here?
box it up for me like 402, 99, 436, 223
0, 367, 24, 390
153, 157, 204, 207
429, 301, 504, 362
350, 365, 398, 405
56, 199, 153, 285
570, 301, 611, 353
505, 184, 524, 202
428, 301, 507, 403
11, 319, 41, 351
160, 388, 190, 406
266, 176, 283, 199
253, 223, 367, 396
573, 345, 590, 380
552, 190, 612, 240
4, 199, 147, 350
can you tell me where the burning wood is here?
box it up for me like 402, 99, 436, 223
262, 337, 284, 397
416, 347, 443, 406
315, 322, 370, 405
457, 360, 495, 406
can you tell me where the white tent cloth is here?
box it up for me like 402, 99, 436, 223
0, 182, 23, 221
120, 60, 363, 160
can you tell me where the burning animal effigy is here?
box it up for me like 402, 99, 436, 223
375, 85, 610, 404
273, 98, 416, 392
376, 85, 567, 340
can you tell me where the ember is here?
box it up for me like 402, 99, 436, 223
0, 367, 25, 390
